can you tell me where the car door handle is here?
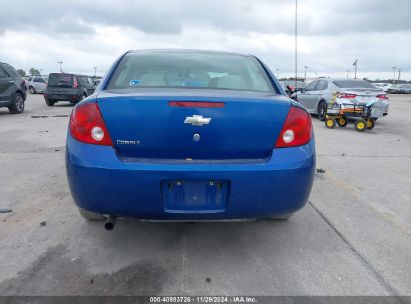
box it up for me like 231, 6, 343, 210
9, 80, 14, 83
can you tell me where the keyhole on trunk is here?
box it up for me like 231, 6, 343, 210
193, 133, 200, 141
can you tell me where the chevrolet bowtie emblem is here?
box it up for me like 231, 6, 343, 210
184, 115, 211, 126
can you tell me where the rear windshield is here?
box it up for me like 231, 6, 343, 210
107, 51, 274, 92
48, 73, 74, 87
333, 80, 375, 89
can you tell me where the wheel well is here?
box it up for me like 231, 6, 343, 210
318, 100, 327, 109
16, 90, 25, 101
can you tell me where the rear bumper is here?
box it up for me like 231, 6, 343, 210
66, 135, 315, 220
44, 91, 82, 102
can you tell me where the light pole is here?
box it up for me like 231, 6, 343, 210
353, 59, 358, 79
58, 61, 63, 73
304, 66, 308, 81
93, 66, 97, 78
294, 0, 298, 89
392, 66, 397, 84
397, 68, 401, 82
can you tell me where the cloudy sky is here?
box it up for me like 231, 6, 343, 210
1, 0, 410, 80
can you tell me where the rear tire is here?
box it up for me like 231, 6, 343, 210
8, 92, 25, 114
318, 101, 327, 121
29, 86, 36, 94
78, 207, 106, 221
45, 98, 55, 106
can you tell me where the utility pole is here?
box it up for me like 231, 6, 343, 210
392, 66, 397, 84
294, 0, 298, 89
93, 66, 97, 78
304, 66, 308, 81
58, 61, 63, 73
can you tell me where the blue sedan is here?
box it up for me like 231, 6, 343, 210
66, 50, 315, 228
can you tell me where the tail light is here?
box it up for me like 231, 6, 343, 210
275, 106, 312, 148
339, 93, 357, 98
377, 94, 388, 100
73, 76, 79, 88
69, 102, 112, 146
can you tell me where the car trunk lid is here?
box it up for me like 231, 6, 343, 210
96, 89, 291, 160
341, 88, 386, 104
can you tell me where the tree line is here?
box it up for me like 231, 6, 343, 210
16, 68, 41, 77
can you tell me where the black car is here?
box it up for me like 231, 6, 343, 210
44, 73, 95, 106
0, 62, 27, 114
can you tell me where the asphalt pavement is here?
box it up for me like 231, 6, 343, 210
0, 94, 410, 296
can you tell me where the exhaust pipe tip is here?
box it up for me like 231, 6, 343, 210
104, 215, 117, 231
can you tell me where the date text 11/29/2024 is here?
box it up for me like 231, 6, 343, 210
149, 296, 257, 303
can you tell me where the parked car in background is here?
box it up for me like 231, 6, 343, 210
44, 73, 95, 106
395, 84, 411, 94
387, 84, 401, 94
294, 78, 389, 120
66, 49, 315, 226
0, 62, 27, 114
27, 76, 47, 94
373, 83, 391, 92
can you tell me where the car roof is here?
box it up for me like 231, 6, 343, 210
327, 78, 369, 81
49, 73, 77, 76
48, 73, 91, 78
127, 49, 254, 58
305, 78, 372, 83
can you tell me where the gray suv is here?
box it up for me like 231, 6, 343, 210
294, 78, 389, 120
44, 73, 95, 106
0, 62, 27, 114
